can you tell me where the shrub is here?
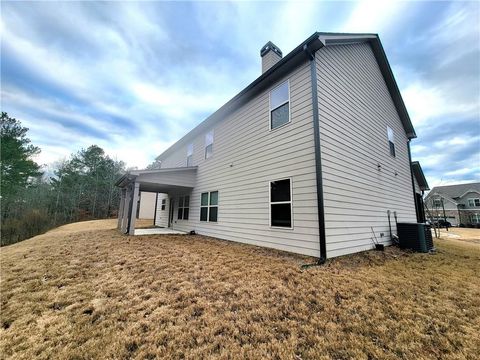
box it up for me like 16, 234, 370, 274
1, 209, 53, 246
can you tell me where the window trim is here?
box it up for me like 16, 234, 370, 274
177, 195, 190, 220
200, 191, 218, 223
269, 80, 291, 131
269, 177, 294, 230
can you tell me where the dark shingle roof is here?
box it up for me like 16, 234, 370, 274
429, 182, 480, 200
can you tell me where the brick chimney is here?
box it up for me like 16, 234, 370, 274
260, 41, 283, 73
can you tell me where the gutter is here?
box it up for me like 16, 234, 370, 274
304, 43, 327, 264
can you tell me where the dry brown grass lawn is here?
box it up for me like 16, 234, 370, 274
1, 220, 479, 359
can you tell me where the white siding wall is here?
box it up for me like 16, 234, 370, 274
138, 192, 156, 219
160, 60, 321, 257
316, 43, 417, 258
154, 193, 169, 227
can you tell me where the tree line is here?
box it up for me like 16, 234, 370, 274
1, 112, 126, 246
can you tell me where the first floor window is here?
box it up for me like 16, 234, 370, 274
177, 196, 190, 220
200, 191, 218, 222
161, 199, 166, 211
270, 178, 292, 228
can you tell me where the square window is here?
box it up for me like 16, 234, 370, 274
271, 103, 290, 130
271, 179, 291, 202
475, 199, 480, 207
271, 203, 292, 228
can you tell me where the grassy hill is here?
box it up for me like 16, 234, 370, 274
1, 220, 479, 359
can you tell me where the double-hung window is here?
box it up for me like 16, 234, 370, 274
205, 130, 214, 159
161, 199, 166, 211
270, 80, 290, 130
186, 144, 193, 167
387, 126, 395, 157
468, 198, 480, 207
270, 179, 292, 228
200, 191, 218, 222
177, 196, 190, 220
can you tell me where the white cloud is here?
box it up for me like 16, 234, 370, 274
342, 0, 407, 34
402, 81, 479, 126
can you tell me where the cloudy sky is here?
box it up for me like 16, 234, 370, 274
1, 1, 479, 187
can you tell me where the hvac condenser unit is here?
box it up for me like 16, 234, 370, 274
396, 223, 434, 253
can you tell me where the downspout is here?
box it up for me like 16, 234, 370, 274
305, 44, 327, 264
407, 140, 419, 222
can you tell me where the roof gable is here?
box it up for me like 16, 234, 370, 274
156, 32, 416, 161
426, 182, 480, 200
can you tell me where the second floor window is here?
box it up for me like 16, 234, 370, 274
387, 126, 395, 157
468, 198, 480, 207
270, 80, 290, 130
186, 144, 193, 166
205, 130, 214, 159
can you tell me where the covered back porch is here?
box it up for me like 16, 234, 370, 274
115, 167, 197, 235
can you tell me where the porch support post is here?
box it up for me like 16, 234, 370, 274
121, 186, 131, 233
117, 188, 126, 230
128, 182, 140, 235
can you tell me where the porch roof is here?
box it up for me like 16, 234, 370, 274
115, 166, 197, 193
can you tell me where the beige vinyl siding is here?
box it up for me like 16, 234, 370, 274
316, 42, 417, 258
162, 60, 321, 257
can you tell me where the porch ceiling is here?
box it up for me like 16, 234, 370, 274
116, 166, 197, 192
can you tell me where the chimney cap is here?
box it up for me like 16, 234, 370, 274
260, 41, 283, 57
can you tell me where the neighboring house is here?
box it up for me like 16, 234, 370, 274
116, 32, 424, 260
411, 161, 429, 223
424, 182, 480, 226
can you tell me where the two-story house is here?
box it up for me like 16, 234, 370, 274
424, 182, 480, 226
116, 32, 423, 260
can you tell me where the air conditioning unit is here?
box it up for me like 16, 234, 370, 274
396, 223, 434, 253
